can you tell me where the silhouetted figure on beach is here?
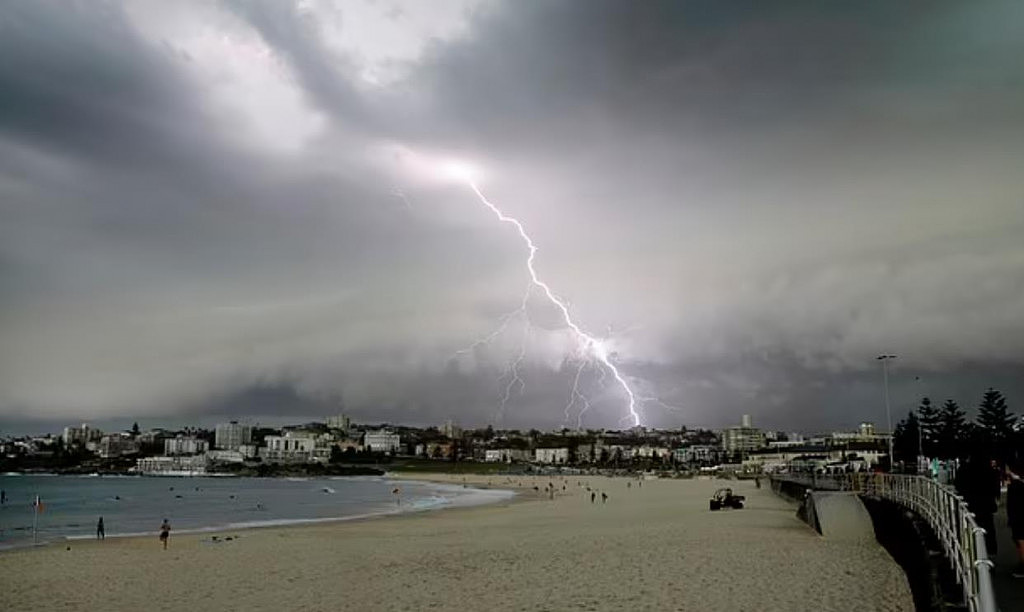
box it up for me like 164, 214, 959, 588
0, 489, 6, 504
601, 492, 608, 504
627, 482, 631, 489
591, 492, 596, 504
159, 519, 170, 549
96, 517, 104, 540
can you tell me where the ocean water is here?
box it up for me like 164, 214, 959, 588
0, 474, 513, 550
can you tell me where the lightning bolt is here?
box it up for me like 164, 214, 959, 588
565, 360, 597, 429
451, 286, 532, 423
466, 182, 641, 427
452, 285, 531, 358
498, 328, 528, 422
391, 187, 414, 210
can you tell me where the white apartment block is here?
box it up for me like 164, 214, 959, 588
164, 436, 209, 456
326, 414, 351, 431
484, 448, 529, 462
136, 455, 208, 475
62, 424, 100, 446
534, 448, 569, 464
215, 422, 252, 450
363, 430, 401, 454
262, 433, 321, 463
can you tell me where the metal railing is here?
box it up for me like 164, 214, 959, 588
771, 472, 996, 612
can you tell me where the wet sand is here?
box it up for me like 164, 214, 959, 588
0, 475, 912, 611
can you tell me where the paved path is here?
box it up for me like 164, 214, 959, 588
991, 506, 1023, 611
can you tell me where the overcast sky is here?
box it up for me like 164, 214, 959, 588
2, 1, 1023, 435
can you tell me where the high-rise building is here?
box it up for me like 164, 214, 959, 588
326, 414, 351, 432
441, 420, 462, 439
721, 415, 765, 458
215, 421, 252, 450
62, 423, 100, 446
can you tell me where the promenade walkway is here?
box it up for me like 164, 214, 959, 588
991, 506, 1023, 611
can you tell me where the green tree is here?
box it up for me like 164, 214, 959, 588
893, 411, 920, 471
131, 422, 140, 436
916, 397, 941, 457
937, 400, 968, 459
976, 388, 1015, 460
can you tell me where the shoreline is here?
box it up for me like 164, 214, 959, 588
0, 473, 520, 553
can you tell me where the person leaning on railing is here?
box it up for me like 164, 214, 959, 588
1006, 460, 1024, 578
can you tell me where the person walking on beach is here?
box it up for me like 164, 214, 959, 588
159, 518, 170, 550
591, 491, 596, 504
96, 516, 105, 540
1006, 460, 1024, 578
0, 488, 6, 505
601, 492, 608, 504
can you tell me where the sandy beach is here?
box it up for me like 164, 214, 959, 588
0, 475, 912, 611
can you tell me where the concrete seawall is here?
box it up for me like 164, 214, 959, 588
803, 491, 877, 543
773, 477, 955, 612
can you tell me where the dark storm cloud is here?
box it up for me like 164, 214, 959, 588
1, 1, 1023, 434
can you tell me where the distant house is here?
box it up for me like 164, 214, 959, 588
534, 448, 569, 464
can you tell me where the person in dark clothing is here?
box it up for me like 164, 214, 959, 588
159, 518, 171, 549
955, 455, 1001, 555
96, 516, 105, 540
1006, 460, 1024, 578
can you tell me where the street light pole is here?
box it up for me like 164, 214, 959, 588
877, 355, 897, 471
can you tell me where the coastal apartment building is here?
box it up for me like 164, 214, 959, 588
673, 445, 723, 465
325, 414, 351, 432
215, 421, 252, 450
440, 420, 462, 439
164, 436, 209, 456
721, 415, 766, 459
484, 448, 531, 463
262, 433, 326, 463
62, 424, 101, 446
364, 430, 401, 454
534, 447, 569, 464
97, 433, 140, 458
136, 454, 208, 475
